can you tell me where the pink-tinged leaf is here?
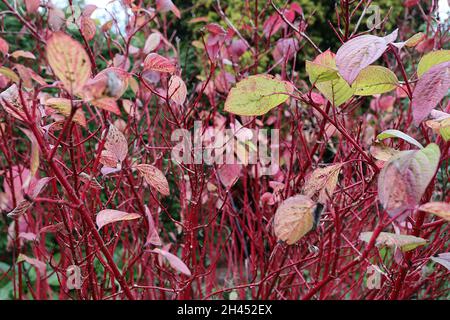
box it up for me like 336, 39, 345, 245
7, 199, 32, 219
431, 253, 450, 270
261, 192, 276, 205
168, 75, 187, 105
20, 128, 40, 177
359, 232, 427, 252
336, 29, 398, 85
103, 124, 128, 163
303, 163, 344, 203
17, 253, 46, 277
96, 209, 140, 230
91, 97, 121, 115
11, 50, 36, 60
412, 61, 450, 125
378, 143, 440, 220
143, 53, 176, 73
44, 98, 87, 127
144, 206, 162, 246
39, 222, 64, 234
80, 17, 96, 41
135, 164, 170, 196
418, 202, 450, 221
273, 195, 316, 245
48, 7, 65, 31
0, 37, 9, 55
79, 172, 103, 190
83, 67, 129, 101
19, 232, 37, 242
152, 248, 191, 276
46, 32, 92, 95
217, 164, 241, 188
144, 33, 161, 54
100, 166, 122, 176
0, 84, 28, 120
28, 176, 53, 199
82, 4, 97, 17
157, 0, 181, 18
24, 0, 40, 14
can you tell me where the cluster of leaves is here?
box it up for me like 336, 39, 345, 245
0, 0, 448, 300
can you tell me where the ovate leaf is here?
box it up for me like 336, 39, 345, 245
369, 142, 399, 161
273, 195, 315, 245
143, 53, 175, 73
360, 232, 427, 252
418, 202, 450, 221
168, 75, 187, 105
46, 32, 92, 94
303, 163, 343, 203
352, 66, 398, 96
96, 209, 140, 230
17, 254, 46, 277
377, 143, 440, 220
336, 29, 398, 84
431, 253, 450, 270
412, 61, 450, 125
152, 248, 191, 276
135, 164, 170, 196
417, 50, 450, 77
224, 74, 293, 116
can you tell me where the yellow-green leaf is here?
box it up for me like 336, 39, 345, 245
439, 118, 450, 141
352, 66, 398, 96
224, 74, 293, 116
0, 66, 19, 83
46, 32, 92, 95
417, 50, 450, 77
360, 232, 427, 252
418, 202, 450, 221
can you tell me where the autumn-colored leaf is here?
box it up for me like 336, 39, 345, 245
359, 232, 427, 252
168, 75, 187, 105
145, 206, 161, 246
0, 36, 9, 55
378, 143, 440, 220
17, 253, 46, 277
152, 248, 191, 276
7, 199, 32, 219
224, 74, 293, 116
24, 0, 40, 14
100, 124, 128, 169
156, 0, 181, 18
273, 195, 316, 245
303, 163, 343, 203
369, 142, 399, 162
217, 164, 241, 189
418, 202, 450, 221
412, 61, 450, 125
144, 33, 161, 54
336, 29, 398, 85
11, 50, 36, 60
143, 53, 176, 73
96, 209, 140, 230
44, 98, 87, 127
416, 50, 450, 77
80, 17, 96, 41
376, 129, 424, 149
0, 84, 28, 120
135, 164, 170, 196
46, 32, 92, 94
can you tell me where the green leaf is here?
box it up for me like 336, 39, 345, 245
0, 66, 19, 83
360, 232, 427, 252
417, 50, 450, 77
352, 66, 398, 96
306, 50, 354, 106
439, 118, 450, 142
224, 74, 293, 116
376, 129, 424, 149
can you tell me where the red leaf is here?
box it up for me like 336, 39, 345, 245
143, 53, 176, 73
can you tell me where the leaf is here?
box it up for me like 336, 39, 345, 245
0, 67, 20, 83
430, 253, 450, 270
376, 129, 424, 149
273, 195, 316, 245
152, 248, 191, 276
224, 74, 293, 116
144, 206, 161, 246
156, 0, 181, 18
100, 124, 128, 168
307, 51, 354, 106
352, 66, 399, 96
303, 163, 343, 203
24, 0, 40, 14
405, 32, 425, 47
144, 33, 161, 54
377, 143, 441, 220
0, 36, 9, 55
46, 32, 92, 94
17, 254, 46, 277
412, 61, 450, 125
44, 98, 87, 127
217, 164, 241, 188
168, 75, 187, 105
80, 17, 96, 41
369, 142, 399, 161
336, 29, 398, 85
11, 50, 36, 60
359, 232, 427, 252
96, 209, 140, 230
305, 50, 340, 83
439, 118, 450, 141
135, 164, 170, 196
20, 128, 39, 177
0, 84, 27, 120
418, 202, 450, 221
7, 199, 32, 219
417, 50, 450, 77
91, 97, 121, 115
143, 53, 176, 73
